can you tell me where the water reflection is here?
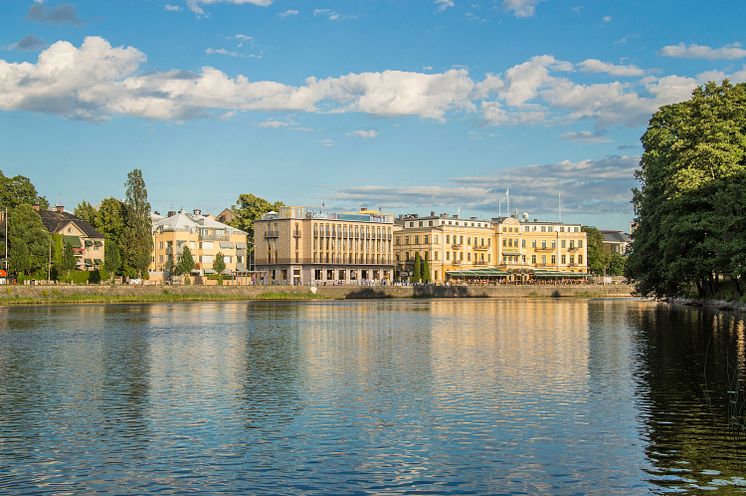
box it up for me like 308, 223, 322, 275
0, 300, 745, 494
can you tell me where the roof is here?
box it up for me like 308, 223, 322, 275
153, 210, 247, 234
38, 209, 104, 238
602, 230, 630, 243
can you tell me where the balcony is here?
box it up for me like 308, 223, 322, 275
200, 233, 230, 242
451, 243, 462, 249
473, 244, 489, 251
264, 231, 279, 239
534, 246, 554, 252
474, 260, 488, 265
568, 246, 579, 251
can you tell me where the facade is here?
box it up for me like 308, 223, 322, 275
149, 209, 248, 278
216, 208, 237, 225
394, 213, 494, 284
254, 206, 395, 285
601, 230, 631, 254
394, 212, 588, 283
38, 205, 105, 271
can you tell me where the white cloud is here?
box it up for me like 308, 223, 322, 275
579, 58, 646, 77
230, 34, 253, 47
205, 47, 262, 58
602, 15, 612, 23
501, 0, 544, 18
560, 130, 612, 144
258, 119, 289, 128
499, 55, 566, 106
348, 129, 378, 139
164, 4, 182, 12
660, 42, 746, 60
321, 138, 334, 147
435, 0, 455, 12
278, 9, 299, 17
313, 8, 354, 21
186, 0, 272, 15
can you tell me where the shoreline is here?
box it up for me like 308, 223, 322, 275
0, 284, 636, 306
664, 296, 746, 315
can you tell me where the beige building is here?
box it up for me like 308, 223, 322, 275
38, 205, 105, 271
254, 206, 395, 285
394, 212, 494, 283
149, 209, 248, 279
394, 212, 588, 283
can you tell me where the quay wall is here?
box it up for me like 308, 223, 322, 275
0, 284, 635, 305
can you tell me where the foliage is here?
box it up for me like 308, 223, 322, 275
213, 251, 226, 284
413, 252, 422, 283
229, 193, 284, 241
174, 245, 195, 276
60, 242, 77, 275
8, 204, 50, 276
74, 201, 98, 226
607, 253, 627, 276
582, 226, 610, 275
120, 169, 153, 278
422, 257, 431, 283
0, 171, 48, 210
104, 240, 121, 279
96, 197, 126, 242
627, 80, 746, 298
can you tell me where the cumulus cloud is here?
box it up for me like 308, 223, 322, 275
660, 42, 746, 60
348, 129, 378, 139
27, 3, 81, 25
501, 0, 544, 18
578, 58, 646, 77
4, 34, 46, 51
337, 156, 637, 215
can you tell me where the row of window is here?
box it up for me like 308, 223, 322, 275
395, 235, 492, 247
396, 251, 491, 263
313, 239, 390, 251
313, 253, 391, 264
501, 239, 584, 249
312, 223, 392, 239
405, 219, 490, 228
158, 240, 235, 251
157, 255, 242, 264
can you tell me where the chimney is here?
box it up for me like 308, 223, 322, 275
430, 211, 435, 217
154, 210, 160, 216
193, 208, 202, 216
55, 205, 64, 213
32, 203, 40, 212
167, 210, 176, 217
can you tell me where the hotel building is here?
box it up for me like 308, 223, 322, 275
149, 209, 248, 279
394, 213, 588, 283
253, 206, 395, 285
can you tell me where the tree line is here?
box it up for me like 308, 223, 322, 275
627, 81, 746, 298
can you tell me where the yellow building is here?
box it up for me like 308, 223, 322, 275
394, 213, 588, 283
254, 206, 395, 285
394, 212, 494, 283
149, 209, 248, 279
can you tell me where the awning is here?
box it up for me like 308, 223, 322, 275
63, 235, 82, 248
94, 240, 103, 247
235, 242, 247, 249
533, 270, 590, 278
94, 259, 103, 265
220, 241, 234, 249
447, 268, 510, 278
85, 259, 93, 267
84, 239, 93, 247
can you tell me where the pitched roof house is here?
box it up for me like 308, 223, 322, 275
38, 205, 106, 271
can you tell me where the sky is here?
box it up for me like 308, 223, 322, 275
1, 0, 745, 231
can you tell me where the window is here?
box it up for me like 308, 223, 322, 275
561, 240, 566, 248
414, 235, 419, 244
570, 240, 575, 249
467, 253, 471, 261
201, 255, 214, 264
419, 221, 423, 227
429, 221, 433, 226
551, 255, 556, 264
579, 240, 584, 248
570, 256, 575, 264
541, 241, 547, 249
532, 240, 537, 248
434, 235, 439, 244
434, 251, 439, 260
424, 235, 429, 244
159, 241, 164, 249
202, 241, 214, 250
578, 255, 584, 264
542, 255, 547, 264
446, 235, 450, 244
531, 255, 537, 264
405, 236, 409, 245
521, 239, 526, 248
562, 255, 566, 264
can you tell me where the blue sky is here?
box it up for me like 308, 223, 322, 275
1, 0, 745, 230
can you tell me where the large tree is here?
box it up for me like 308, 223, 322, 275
120, 169, 153, 279
103, 241, 121, 280
8, 204, 50, 277
96, 197, 126, 242
74, 201, 98, 226
0, 171, 48, 210
627, 80, 746, 298
229, 193, 284, 240
174, 246, 195, 276
582, 226, 610, 275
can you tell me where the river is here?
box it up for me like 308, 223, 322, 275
0, 299, 744, 494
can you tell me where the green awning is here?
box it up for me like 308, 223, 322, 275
94, 259, 103, 265
94, 240, 103, 247
85, 259, 93, 267
84, 239, 93, 247
63, 235, 82, 248
447, 268, 510, 278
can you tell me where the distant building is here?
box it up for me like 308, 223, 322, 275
37, 205, 106, 271
601, 230, 631, 254
395, 212, 588, 283
216, 208, 237, 225
254, 206, 395, 285
150, 209, 248, 279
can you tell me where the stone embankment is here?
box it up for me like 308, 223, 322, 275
0, 284, 635, 305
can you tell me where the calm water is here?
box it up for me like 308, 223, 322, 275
0, 299, 744, 495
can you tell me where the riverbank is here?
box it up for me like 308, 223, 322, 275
665, 296, 746, 314
0, 284, 635, 306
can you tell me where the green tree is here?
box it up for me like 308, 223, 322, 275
120, 169, 153, 279
582, 226, 610, 275
8, 204, 50, 277
103, 240, 121, 281
74, 201, 98, 226
174, 245, 195, 276
413, 252, 422, 283
96, 197, 126, 242
627, 80, 746, 297
59, 242, 77, 280
607, 253, 627, 276
422, 257, 431, 283
229, 193, 284, 240
213, 251, 226, 284
0, 171, 48, 210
